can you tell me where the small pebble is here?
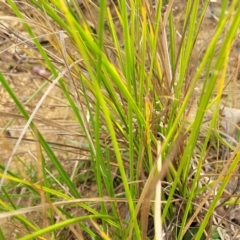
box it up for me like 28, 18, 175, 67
32, 66, 50, 78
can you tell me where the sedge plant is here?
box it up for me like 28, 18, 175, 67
0, 0, 240, 239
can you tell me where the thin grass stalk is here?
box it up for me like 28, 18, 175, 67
155, 141, 162, 239
167, 0, 176, 72
218, 0, 229, 22
175, 0, 198, 99
147, 0, 162, 87
129, 0, 137, 100
138, 5, 146, 111
95, 0, 108, 229
40, 153, 57, 239
119, 0, 135, 197
135, 5, 147, 182
18, 215, 115, 240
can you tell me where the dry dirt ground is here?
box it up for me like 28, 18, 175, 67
0, 0, 240, 239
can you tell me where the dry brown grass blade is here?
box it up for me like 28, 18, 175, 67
0, 197, 148, 219
0, 111, 84, 135
137, 132, 185, 240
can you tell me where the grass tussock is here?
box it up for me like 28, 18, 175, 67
0, 0, 240, 239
